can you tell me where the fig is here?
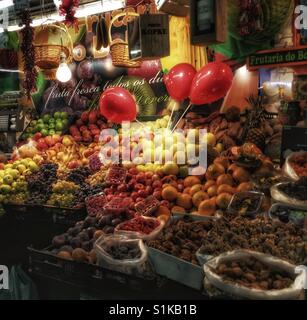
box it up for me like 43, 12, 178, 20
70, 237, 82, 249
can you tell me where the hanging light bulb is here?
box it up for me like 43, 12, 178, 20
56, 53, 72, 83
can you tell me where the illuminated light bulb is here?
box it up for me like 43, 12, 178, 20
56, 53, 72, 83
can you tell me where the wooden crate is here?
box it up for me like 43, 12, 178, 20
154, 0, 190, 17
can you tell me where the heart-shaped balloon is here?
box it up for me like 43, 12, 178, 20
99, 87, 137, 124
164, 63, 197, 101
189, 62, 233, 105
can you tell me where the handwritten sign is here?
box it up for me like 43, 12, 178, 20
248, 47, 307, 70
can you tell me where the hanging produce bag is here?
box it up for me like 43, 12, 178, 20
94, 234, 148, 275
204, 250, 306, 300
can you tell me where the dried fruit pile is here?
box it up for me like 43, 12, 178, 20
200, 216, 307, 265
214, 257, 294, 291
104, 243, 142, 260
148, 217, 212, 265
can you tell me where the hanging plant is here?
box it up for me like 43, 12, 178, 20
59, 0, 79, 31
19, 10, 37, 99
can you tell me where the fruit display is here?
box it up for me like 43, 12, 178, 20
21, 111, 69, 140
148, 217, 213, 265
213, 257, 294, 291
69, 110, 113, 143
26, 163, 58, 205
0, 159, 38, 205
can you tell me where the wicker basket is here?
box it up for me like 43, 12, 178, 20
34, 24, 73, 79
109, 12, 142, 68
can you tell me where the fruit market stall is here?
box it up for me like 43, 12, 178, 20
0, 0, 307, 301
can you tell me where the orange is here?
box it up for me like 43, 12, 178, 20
189, 184, 202, 196
216, 193, 232, 209
217, 184, 236, 195
176, 194, 193, 210
192, 191, 209, 208
162, 186, 178, 201
183, 176, 201, 188
202, 180, 216, 191
216, 174, 234, 187
207, 185, 218, 197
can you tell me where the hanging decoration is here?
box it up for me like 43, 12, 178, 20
59, 0, 79, 30
19, 9, 37, 99
238, 0, 263, 36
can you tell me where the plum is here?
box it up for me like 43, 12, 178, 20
52, 235, 66, 248
111, 218, 122, 226
70, 237, 82, 249
78, 231, 90, 242
86, 227, 96, 238
81, 241, 92, 252
103, 226, 114, 234
84, 216, 97, 228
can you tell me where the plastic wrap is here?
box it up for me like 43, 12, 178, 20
283, 151, 307, 181
204, 250, 306, 300
94, 234, 147, 275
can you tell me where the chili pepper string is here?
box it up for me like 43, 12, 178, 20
19, 10, 37, 99
59, 0, 79, 31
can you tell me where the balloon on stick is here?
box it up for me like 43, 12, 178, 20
189, 61, 233, 105
99, 87, 137, 124
172, 62, 233, 132
163, 63, 196, 129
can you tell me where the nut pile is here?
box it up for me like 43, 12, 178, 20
200, 216, 307, 264
214, 257, 294, 291
148, 217, 212, 265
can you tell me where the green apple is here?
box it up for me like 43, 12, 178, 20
4, 164, 13, 170
12, 161, 20, 169
37, 119, 44, 124
17, 164, 27, 174
21, 159, 29, 167
60, 111, 68, 120
62, 119, 68, 127
55, 122, 63, 131
28, 161, 39, 172
0, 170, 5, 178
10, 169, 20, 179
54, 111, 61, 119
41, 129, 49, 137
0, 184, 11, 194
3, 175, 13, 185
42, 114, 51, 123
49, 129, 55, 135
48, 123, 55, 129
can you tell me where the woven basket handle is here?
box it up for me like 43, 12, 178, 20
38, 23, 74, 55
108, 12, 139, 44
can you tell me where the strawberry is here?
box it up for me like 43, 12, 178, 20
88, 124, 98, 130
69, 125, 80, 135
33, 132, 42, 141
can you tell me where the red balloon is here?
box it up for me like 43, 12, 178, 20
164, 63, 197, 101
99, 87, 137, 124
189, 62, 233, 105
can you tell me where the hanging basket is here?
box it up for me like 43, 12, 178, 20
109, 12, 142, 68
34, 24, 73, 79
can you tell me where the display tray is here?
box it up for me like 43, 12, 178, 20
147, 246, 203, 291
2, 203, 44, 221
28, 246, 158, 291
2, 203, 86, 226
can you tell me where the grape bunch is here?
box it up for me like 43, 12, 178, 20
67, 167, 91, 185
72, 183, 103, 208
26, 163, 58, 205
47, 180, 80, 208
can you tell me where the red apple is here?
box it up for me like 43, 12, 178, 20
76, 119, 84, 128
